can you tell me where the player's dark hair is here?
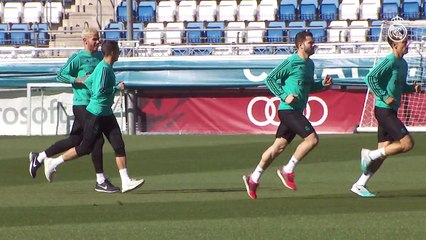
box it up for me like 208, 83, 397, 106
101, 40, 119, 56
295, 31, 313, 49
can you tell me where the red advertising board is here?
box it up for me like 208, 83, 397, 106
138, 89, 365, 134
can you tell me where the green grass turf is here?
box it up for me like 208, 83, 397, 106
1, 134, 426, 240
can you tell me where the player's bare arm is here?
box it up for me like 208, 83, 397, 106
284, 94, 297, 104
414, 81, 421, 93
323, 75, 332, 87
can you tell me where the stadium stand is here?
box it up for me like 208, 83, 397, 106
381, 0, 400, 20
266, 21, 286, 43
206, 22, 225, 43
2, 0, 426, 51
237, 0, 257, 21
164, 22, 184, 44
328, 20, 348, 42
157, 1, 176, 22
137, 1, 156, 23
368, 20, 382, 41
10, 23, 30, 45
116, 0, 137, 22
217, 0, 237, 21
103, 22, 125, 41
177, 0, 197, 22
319, 0, 338, 20
339, 0, 360, 20
359, 0, 380, 20
225, 21, 245, 43
23, 2, 43, 23
279, 0, 297, 21
3, 2, 23, 23
246, 21, 265, 43
186, 22, 204, 43
300, 0, 318, 21
257, 0, 277, 21
0, 23, 8, 45
144, 22, 164, 44
43, 1, 63, 24
288, 21, 306, 42
402, 0, 421, 20
30, 23, 49, 46
309, 20, 327, 42
197, 1, 217, 22
124, 23, 143, 41
348, 20, 369, 42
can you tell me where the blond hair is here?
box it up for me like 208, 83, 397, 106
82, 27, 99, 39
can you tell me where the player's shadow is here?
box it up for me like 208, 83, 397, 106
138, 188, 244, 195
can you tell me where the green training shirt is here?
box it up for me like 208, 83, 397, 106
85, 60, 121, 116
56, 50, 103, 106
365, 53, 415, 111
264, 53, 325, 112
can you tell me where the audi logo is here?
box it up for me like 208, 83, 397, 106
247, 96, 329, 127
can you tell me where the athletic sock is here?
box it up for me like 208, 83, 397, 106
51, 156, 64, 169
355, 173, 372, 186
96, 173, 106, 184
369, 147, 385, 161
37, 151, 47, 163
119, 168, 130, 183
250, 165, 264, 183
283, 156, 299, 173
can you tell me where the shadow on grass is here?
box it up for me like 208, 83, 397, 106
2, 187, 426, 228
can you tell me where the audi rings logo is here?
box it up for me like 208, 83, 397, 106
247, 96, 329, 127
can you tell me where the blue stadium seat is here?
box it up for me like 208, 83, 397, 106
369, 20, 382, 42
10, 23, 30, 46
186, 22, 204, 43
424, 2, 426, 19
137, 1, 156, 23
288, 21, 306, 42
381, 0, 400, 20
31, 23, 49, 46
206, 22, 224, 43
279, 0, 297, 21
300, 0, 318, 20
0, 24, 9, 45
124, 23, 143, 40
266, 21, 286, 43
103, 22, 125, 41
402, 0, 420, 19
117, 0, 137, 22
309, 20, 326, 42
319, 0, 338, 20
410, 27, 426, 41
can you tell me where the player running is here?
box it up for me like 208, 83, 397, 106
28, 28, 120, 193
242, 31, 332, 199
351, 28, 421, 198
43, 40, 145, 193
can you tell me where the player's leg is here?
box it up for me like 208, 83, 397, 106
243, 137, 290, 199
29, 105, 85, 178
243, 110, 294, 199
351, 140, 390, 198
43, 113, 100, 182
91, 136, 120, 193
361, 108, 413, 173
277, 111, 317, 191
102, 115, 144, 193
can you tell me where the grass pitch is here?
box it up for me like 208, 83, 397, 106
1, 134, 426, 240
